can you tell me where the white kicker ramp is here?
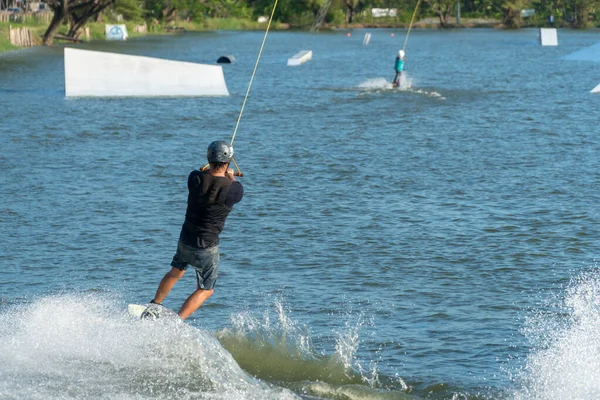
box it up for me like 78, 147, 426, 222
64, 48, 229, 97
562, 43, 600, 62
591, 83, 600, 93
539, 28, 558, 46
287, 50, 312, 66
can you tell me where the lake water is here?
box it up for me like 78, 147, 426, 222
1, 28, 600, 400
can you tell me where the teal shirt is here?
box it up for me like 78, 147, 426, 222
394, 57, 404, 72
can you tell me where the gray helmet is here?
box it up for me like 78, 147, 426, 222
207, 140, 234, 163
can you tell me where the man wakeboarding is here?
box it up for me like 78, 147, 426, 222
142, 140, 244, 321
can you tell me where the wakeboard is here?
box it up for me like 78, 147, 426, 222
128, 303, 180, 320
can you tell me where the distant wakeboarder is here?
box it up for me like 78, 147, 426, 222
393, 50, 405, 87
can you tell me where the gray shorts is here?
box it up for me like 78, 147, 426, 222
170, 241, 220, 290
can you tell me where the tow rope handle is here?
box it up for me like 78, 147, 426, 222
201, 157, 244, 177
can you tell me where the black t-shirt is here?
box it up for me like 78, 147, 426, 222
180, 170, 243, 248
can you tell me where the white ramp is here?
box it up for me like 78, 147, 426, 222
562, 42, 600, 62
539, 28, 558, 46
287, 50, 312, 66
64, 48, 229, 97
591, 83, 600, 93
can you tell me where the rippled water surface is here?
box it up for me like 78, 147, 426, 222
1, 29, 600, 400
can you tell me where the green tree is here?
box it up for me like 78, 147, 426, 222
113, 0, 144, 21
423, 0, 457, 26
201, 0, 252, 18
343, 0, 365, 23
501, 0, 526, 27
43, 0, 116, 45
143, 0, 178, 22
568, 0, 599, 27
249, 0, 323, 26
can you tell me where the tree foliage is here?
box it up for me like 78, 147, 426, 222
113, 0, 144, 22
423, 0, 458, 26
43, 0, 115, 44
42, 0, 600, 45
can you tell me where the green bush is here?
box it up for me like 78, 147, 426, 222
288, 10, 315, 27
113, 0, 145, 23
327, 8, 346, 24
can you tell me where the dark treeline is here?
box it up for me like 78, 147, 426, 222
128, 0, 600, 29
42, 0, 600, 46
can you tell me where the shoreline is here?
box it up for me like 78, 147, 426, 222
0, 17, 571, 54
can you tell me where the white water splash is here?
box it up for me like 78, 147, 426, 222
226, 298, 313, 356
513, 269, 600, 400
357, 77, 411, 90
219, 300, 387, 386
356, 76, 445, 99
334, 318, 362, 370
0, 294, 297, 400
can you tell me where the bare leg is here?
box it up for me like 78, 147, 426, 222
152, 267, 185, 304
178, 289, 214, 321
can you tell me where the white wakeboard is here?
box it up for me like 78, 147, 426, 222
128, 303, 180, 320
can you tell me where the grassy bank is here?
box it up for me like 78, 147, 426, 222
0, 15, 566, 55
179, 17, 287, 31
0, 17, 291, 54
0, 20, 46, 52
0, 30, 17, 52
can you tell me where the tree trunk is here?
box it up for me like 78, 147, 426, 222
433, 6, 451, 27
572, 4, 588, 28
43, 0, 115, 45
67, 2, 103, 37
345, 1, 354, 23
43, 6, 66, 45
438, 12, 448, 27
424, 0, 456, 28
163, 6, 176, 22
503, 7, 521, 28
67, 18, 87, 38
